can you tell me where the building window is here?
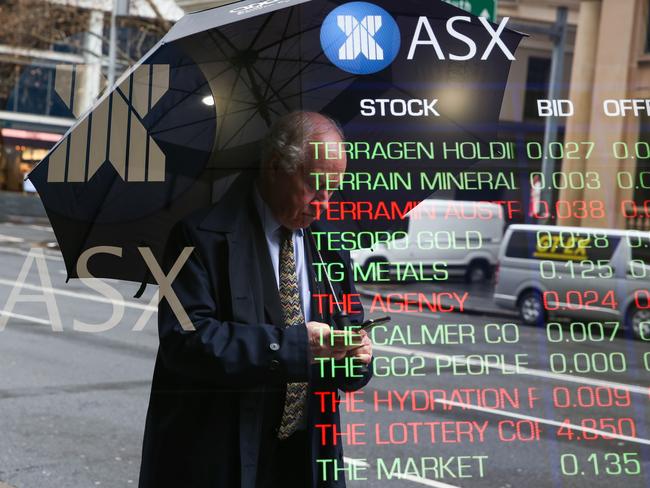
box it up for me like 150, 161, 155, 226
634, 113, 650, 202
646, 5, 650, 52
1, 62, 71, 118
523, 57, 551, 120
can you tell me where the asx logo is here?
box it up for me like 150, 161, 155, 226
48, 64, 169, 183
321, 1, 515, 75
320, 2, 401, 75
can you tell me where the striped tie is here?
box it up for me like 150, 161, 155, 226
277, 226, 309, 439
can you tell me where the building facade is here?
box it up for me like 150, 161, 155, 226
492, 0, 650, 231
7, 0, 648, 234
555, 0, 650, 231
442, 0, 649, 232
0, 0, 181, 191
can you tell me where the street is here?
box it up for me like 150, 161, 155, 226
345, 302, 650, 487
0, 219, 649, 488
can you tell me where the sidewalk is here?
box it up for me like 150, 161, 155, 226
356, 279, 518, 319
0, 190, 49, 225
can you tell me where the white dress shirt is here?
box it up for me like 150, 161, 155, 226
253, 185, 312, 323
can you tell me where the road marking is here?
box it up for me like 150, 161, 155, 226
0, 307, 159, 333
374, 344, 650, 396
344, 398, 650, 488
0, 247, 63, 261
0, 234, 24, 243
434, 398, 650, 446
2, 222, 52, 231
396, 310, 441, 320
0, 278, 157, 311
0, 379, 151, 399
0, 310, 51, 326
56, 269, 120, 283
344, 458, 461, 488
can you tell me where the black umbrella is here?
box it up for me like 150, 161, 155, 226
26, 0, 523, 290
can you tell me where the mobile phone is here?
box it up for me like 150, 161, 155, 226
360, 316, 391, 331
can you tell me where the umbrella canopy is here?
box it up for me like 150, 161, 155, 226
27, 0, 523, 287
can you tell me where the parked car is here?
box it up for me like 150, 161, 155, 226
351, 199, 504, 283
494, 224, 650, 340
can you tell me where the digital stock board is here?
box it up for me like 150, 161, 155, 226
1, 1, 649, 488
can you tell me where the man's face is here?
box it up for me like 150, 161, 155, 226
270, 128, 347, 230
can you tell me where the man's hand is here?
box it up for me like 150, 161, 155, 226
346, 328, 372, 365
306, 321, 363, 364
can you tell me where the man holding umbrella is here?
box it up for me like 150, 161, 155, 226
139, 111, 373, 488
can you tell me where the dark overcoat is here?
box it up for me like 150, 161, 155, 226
139, 173, 372, 488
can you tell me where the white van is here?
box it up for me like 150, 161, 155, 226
494, 224, 650, 340
350, 199, 504, 283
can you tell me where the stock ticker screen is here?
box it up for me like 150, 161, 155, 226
1, 1, 650, 488
309, 4, 650, 488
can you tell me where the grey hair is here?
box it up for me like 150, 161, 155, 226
261, 111, 344, 173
